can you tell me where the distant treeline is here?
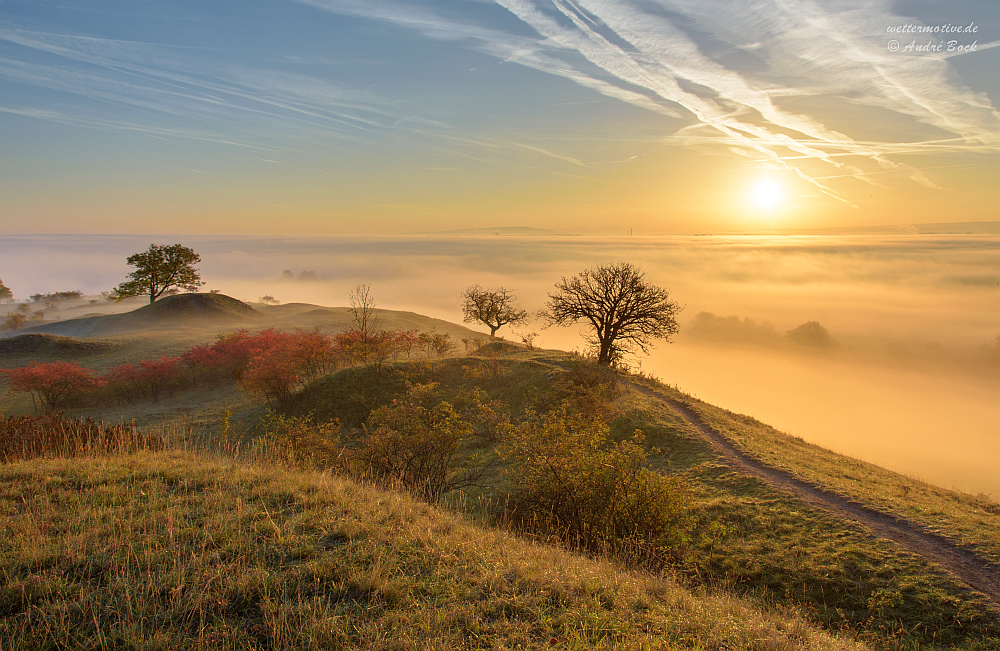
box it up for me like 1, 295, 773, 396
687, 312, 836, 348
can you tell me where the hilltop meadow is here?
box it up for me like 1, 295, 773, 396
1, 291, 999, 650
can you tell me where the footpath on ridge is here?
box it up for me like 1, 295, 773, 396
628, 382, 1000, 607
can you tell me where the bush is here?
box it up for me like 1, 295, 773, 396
462, 359, 512, 390
451, 386, 511, 442
352, 383, 477, 502
0, 414, 164, 463
183, 327, 336, 402
240, 344, 302, 405
500, 404, 692, 564
335, 328, 417, 370
255, 411, 345, 469
105, 356, 183, 404
553, 362, 622, 420
1, 361, 96, 410
417, 331, 455, 358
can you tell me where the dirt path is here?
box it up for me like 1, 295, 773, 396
629, 382, 1000, 605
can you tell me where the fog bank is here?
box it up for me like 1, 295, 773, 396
2, 233, 997, 497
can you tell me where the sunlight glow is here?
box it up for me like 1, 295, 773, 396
751, 180, 784, 211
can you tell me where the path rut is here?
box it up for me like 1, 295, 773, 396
631, 382, 1000, 605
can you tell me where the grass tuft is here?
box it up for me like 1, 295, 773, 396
0, 413, 165, 463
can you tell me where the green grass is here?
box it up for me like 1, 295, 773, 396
0, 451, 867, 651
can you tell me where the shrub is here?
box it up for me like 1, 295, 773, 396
0, 413, 164, 462
460, 335, 487, 353
29, 290, 83, 302
352, 383, 477, 502
105, 356, 183, 404
452, 386, 511, 442
461, 358, 511, 390
417, 331, 454, 358
500, 404, 692, 564
1, 361, 96, 410
183, 329, 256, 383
336, 328, 418, 370
553, 362, 621, 420
241, 345, 301, 405
183, 328, 336, 400
255, 411, 345, 469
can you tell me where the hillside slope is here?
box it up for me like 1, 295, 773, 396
283, 351, 1000, 648
0, 451, 866, 651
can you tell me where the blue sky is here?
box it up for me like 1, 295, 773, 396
2, 0, 999, 234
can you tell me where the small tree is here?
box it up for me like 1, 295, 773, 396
0, 278, 13, 301
113, 244, 203, 304
541, 262, 681, 366
349, 284, 382, 341
461, 285, 528, 337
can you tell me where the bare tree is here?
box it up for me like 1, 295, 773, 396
461, 285, 529, 337
541, 262, 681, 366
349, 284, 382, 343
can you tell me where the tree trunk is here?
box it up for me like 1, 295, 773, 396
597, 338, 613, 365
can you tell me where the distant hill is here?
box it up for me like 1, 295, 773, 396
11, 293, 260, 338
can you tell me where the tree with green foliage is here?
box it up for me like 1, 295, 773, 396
461, 285, 528, 337
541, 262, 681, 366
0, 277, 12, 301
113, 244, 203, 304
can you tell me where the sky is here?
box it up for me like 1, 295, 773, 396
2, 0, 999, 235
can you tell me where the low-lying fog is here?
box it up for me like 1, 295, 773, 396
2, 233, 998, 498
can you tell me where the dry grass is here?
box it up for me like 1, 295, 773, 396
0, 413, 165, 463
0, 451, 868, 650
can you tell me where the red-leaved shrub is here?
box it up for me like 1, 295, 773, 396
1, 361, 95, 410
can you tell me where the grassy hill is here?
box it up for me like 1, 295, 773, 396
14, 293, 262, 338
0, 333, 120, 358
1, 299, 999, 649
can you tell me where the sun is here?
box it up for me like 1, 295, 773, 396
750, 180, 784, 211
